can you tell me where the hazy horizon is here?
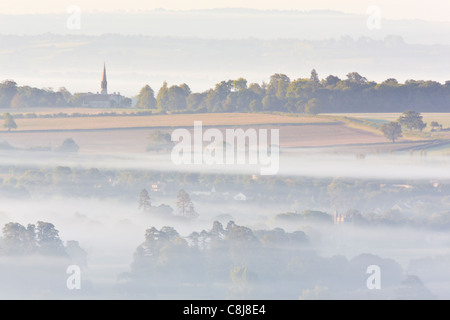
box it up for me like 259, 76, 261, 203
1, 1, 450, 301
2, 1, 450, 22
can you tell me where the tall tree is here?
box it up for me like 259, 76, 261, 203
136, 85, 157, 109
2, 113, 17, 131
322, 75, 341, 87
309, 69, 320, 86
1, 222, 36, 255
36, 221, 66, 255
139, 189, 152, 212
397, 110, 427, 131
380, 121, 403, 142
156, 81, 169, 111
346, 72, 368, 84
305, 98, 321, 115
179, 83, 192, 96
176, 189, 198, 218
232, 78, 248, 92
0, 80, 17, 108
267, 74, 290, 99
166, 85, 189, 111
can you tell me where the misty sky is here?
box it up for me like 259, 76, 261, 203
2, 0, 450, 22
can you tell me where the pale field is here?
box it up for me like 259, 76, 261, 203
0, 112, 438, 155
0, 123, 389, 154
1, 113, 334, 131
4, 107, 122, 115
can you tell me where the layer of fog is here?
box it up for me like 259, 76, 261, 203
2, 194, 450, 299
2, 33, 450, 96
1, 149, 450, 180
1, 149, 450, 298
1, 10, 450, 45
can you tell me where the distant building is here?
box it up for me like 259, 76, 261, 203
333, 210, 345, 225
151, 182, 163, 192
193, 187, 216, 197
233, 193, 247, 201
80, 63, 130, 108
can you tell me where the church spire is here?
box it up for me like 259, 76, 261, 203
101, 63, 108, 95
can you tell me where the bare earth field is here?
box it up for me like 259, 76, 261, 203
0, 112, 444, 154
0, 124, 388, 154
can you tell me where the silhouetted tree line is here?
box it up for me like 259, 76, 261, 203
0, 81, 71, 108
136, 71, 450, 114
0, 80, 130, 108
2, 70, 450, 113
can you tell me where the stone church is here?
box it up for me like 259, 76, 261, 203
81, 64, 129, 108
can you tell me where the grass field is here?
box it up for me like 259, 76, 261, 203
324, 113, 450, 155
326, 113, 450, 130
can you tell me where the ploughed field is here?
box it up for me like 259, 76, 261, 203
0, 112, 395, 153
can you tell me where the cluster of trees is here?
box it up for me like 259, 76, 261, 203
273, 210, 333, 224
0, 80, 132, 108
135, 71, 450, 114
124, 221, 310, 298
120, 221, 431, 299
381, 110, 427, 142
138, 188, 198, 219
0, 81, 72, 108
0, 221, 85, 261
3, 71, 450, 113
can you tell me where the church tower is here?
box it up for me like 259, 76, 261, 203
101, 63, 108, 95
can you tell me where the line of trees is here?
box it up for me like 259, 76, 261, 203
0, 81, 72, 108
0, 80, 134, 108
2, 69, 450, 113
135, 71, 450, 114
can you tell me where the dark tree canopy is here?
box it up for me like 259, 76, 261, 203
2, 113, 17, 131
55, 138, 79, 152
0, 72, 449, 115
381, 121, 403, 143
397, 110, 427, 132
0, 221, 70, 256
136, 84, 156, 109
176, 189, 198, 218
138, 188, 151, 212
